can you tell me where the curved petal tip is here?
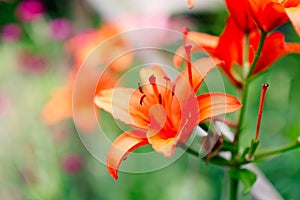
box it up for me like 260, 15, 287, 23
106, 130, 148, 179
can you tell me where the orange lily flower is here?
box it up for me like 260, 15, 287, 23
187, 0, 194, 9
66, 23, 132, 72
95, 56, 242, 179
42, 67, 117, 132
42, 24, 132, 132
247, 0, 300, 35
174, 17, 300, 87
225, 0, 256, 32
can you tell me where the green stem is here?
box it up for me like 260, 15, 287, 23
185, 146, 199, 157
229, 174, 239, 200
240, 139, 300, 164
254, 140, 300, 161
247, 31, 267, 78
182, 145, 235, 167
234, 83, 248, 147
243, 33, 250, 79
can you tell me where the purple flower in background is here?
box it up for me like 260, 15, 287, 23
0, 24, 22, 42
50, 18, 73, 41
61, 154, 83, 174
16, 0, 45, 22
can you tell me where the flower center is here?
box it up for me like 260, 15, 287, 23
138, 74, 176, 109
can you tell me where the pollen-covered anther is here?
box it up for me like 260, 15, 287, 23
149, 74, 159, 96
140, 94, 147, 106
138, 82, 144, 94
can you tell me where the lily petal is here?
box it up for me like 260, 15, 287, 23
225, 0, 256, 32
248, 0, 289, 32
95, 88, 149, 128
197, 92, 242, 123
147, 134, 177, 157
254, 32, 300, 74
147, 104, 179, 156
107, 130, 148, 179
147, 104, 167, 138
285, 5, 300, 36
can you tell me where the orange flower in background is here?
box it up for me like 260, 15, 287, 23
174, 17, 300, 87
42, 23, 132, 132
42, 67, 117, 132
247, 0, 300, 35
225, 0, 256, 32
95, 56, 241, 179
66, 23, 132, 72
187, 0, 194, 9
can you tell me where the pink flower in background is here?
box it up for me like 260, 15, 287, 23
18, 51, 48, 74
16, 0, 45, 22
61, 154, 83, 174
50, 18, 73, 41
0, 24, 22, 42
0, 93, 10, 116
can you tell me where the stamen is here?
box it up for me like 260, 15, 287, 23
163, 76, 171, 98
138, 82, 144, 94
140, 94, 147, 106
255, 83, 269, 141
158, 93, 162, 104
149, 74, 159, 96
184, 44, 193, 87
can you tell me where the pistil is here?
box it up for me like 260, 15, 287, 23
184, 44, 193, 87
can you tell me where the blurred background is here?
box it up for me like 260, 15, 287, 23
0, 0, 300, 199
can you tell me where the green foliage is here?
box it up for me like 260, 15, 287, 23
229, 169, 257, 194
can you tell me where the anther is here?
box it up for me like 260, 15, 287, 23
149, 74, 156, 84
140, 94, 147, 106
138, 82, 144, 94
149, 74, 159, 96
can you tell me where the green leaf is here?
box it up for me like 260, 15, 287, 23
229, 168, 257, 194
